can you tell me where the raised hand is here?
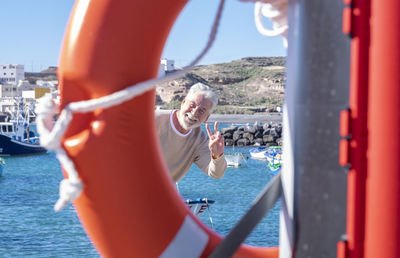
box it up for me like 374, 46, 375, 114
206, 121, 224, 159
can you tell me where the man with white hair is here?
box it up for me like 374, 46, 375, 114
156, 83, 227, 182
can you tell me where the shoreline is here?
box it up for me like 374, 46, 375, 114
208, 113, 282, 124
156, 109, 282, 124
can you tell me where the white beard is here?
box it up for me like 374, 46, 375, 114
178, 111, 200, 131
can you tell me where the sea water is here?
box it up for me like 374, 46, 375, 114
179, 146, 280, 246
0, 124, 280, 257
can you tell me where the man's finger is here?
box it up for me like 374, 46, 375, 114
205, 123, 212, 137
214, 121, 219, 132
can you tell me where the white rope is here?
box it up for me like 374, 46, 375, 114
249, 0, 288, 48
36, 0, 226, 212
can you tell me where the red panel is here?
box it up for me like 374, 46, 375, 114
365, 0, 400, 257
340, 109, 350, 137
342, 7, 352, 35
339, 139, 349, 166
344, 1, 370, 258
337, 240, 348, 258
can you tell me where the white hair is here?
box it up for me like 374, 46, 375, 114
186, 83, 218, 112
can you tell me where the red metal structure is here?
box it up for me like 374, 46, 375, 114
365, 0, 400, 257
340, 1, 370, 258
342, 0, 400, 257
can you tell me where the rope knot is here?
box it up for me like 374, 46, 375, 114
36, 94, 62, 150
54, 179, 83, 212
254, 0, 288, 48
36, 93, 59, 117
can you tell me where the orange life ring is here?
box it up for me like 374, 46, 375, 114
58, 0, 279, 257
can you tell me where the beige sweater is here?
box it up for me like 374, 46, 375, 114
156, 110, 227, 182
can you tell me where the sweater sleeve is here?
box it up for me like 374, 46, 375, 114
194, 135, 227, 179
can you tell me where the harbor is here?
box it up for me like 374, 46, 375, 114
0, 142, 279, 257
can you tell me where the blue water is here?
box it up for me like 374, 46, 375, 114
0, 152, 98, 257
180, 145, 280, 246
0, 125, 280, 257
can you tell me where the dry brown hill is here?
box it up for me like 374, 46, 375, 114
25, 57, 286, 114
156, 57, 285, 114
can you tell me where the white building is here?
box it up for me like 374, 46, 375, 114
0, 80, 53, 112
0, 97, 16, 113
36, 80, 58, 90
160, 59, 175, 72
0, 84, 18, 98
17, 80, 52, 101
158, 59, 175, 77
17, 80, 35, 94
0, 64, 24, 85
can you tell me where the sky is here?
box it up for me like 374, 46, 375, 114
1, 0, 286, 72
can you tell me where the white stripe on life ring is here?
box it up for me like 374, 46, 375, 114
160, 215, 209, 258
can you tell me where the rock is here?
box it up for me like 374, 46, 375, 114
223, 132, 233, 139
219, 121, 282, 146
243, 132, 254, 141
270, 128, 279, 137
276, 126, 283, 135
237, 138, 251, 146
225, 139, 235, 146
221, 126, 238, 134
254, 138, 264, 145
263, 128, 271, 136
263, 123, 271, 130
237, 126, 245, 131
254, 131, 263, 138
233, 130, 243, 141
263, 135, 276, 143
245, 126, 257, 134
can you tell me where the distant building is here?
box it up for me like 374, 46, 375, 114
0, 84, 17, 98
17, 80, 35, 94
0, 97, 16, 113
158, 58, 175, 76
161, 58, 175, 72
0, 79, 53, 103
36, 80, 58, 90
0, 64, 58, 115
0, 64, 24, 85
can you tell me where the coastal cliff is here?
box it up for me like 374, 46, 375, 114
156, 56, 285, 114
26, 57, 286, 114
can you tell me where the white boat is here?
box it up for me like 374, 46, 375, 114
185, 198, 215, 229
185, 198, 215, 215
225, 153, 246, 167
176, 183, 215, 216
249, 146, 268, 159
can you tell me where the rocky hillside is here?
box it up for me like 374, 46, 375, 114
156, 57, 285, 114
25, 57, 286, 114
25, 66, 58, 84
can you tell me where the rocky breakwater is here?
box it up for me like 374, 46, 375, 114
221, 122, 283, 147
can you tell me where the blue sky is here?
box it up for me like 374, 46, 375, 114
1, 0, 286, 72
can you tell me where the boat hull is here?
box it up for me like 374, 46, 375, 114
225, 153, 244, 167
249, 147, 268, 159
0, 134, 47, 156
